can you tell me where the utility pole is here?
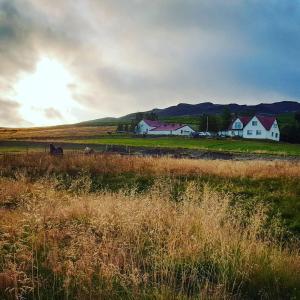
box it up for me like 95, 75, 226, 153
206, 115, 208, 132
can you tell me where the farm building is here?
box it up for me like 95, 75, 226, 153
136, 119, 195, 136
219, 115, 280, 141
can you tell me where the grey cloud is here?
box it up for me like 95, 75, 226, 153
0, 0, 300, 126
44, 108, 64, 120
0, 98, 31, 127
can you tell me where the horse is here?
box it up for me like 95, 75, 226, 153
84, 147, 95, 155
49, 144, 63, 156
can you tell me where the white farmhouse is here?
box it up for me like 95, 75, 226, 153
136, 119, 195, 136
222, 115, 280, 141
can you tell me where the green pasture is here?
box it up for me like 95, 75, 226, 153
66, 136, 300, 156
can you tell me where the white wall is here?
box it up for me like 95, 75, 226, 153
266, 120, 280, 141
136, 120, 154, 134
173, 126, 195, 136
224, 118, 243, 137
232, 118, 243, 130
243, 116, 280, 141
148, 126, 194, 136
243, 116, 267, 140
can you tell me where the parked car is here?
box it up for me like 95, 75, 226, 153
192, 131, 212, 138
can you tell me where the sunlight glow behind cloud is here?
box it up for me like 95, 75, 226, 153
12, 57, 80, 126
0, 0, 300, 127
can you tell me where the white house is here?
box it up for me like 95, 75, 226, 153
136, 119, 195, 136
221, 115, 280, 141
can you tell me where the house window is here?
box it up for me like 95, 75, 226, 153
252, 121, 258, 126
256, 130, 261, 135
272, 132, 274, 137
274, 124, 278, 128
275, 133, 278, 138
247, 130, 253, 135
235, 122, 242, 129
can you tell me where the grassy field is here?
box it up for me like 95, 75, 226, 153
1, 121, 300, 157
0, 153, 299, 299
0, 125, 116, 140
1, 135, 300, 156
61, 136, 300, 156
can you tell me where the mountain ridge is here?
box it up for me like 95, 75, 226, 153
79, 100, 300, 125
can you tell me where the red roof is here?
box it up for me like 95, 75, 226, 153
143, 119, 164, 127
239, 116, 251, 126
143, 119, 186, 131
256, 115, 276, 130
151, 124, 185, 131
229, 115, 276, 130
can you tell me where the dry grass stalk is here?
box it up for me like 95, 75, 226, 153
1, 153, 300, 179
0, 176, 299, 299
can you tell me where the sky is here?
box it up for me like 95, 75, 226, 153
1, 0, 300, 127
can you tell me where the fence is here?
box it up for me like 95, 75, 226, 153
0, 145, 135, 159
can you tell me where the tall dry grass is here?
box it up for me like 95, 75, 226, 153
0, 175, 299, 299
1, 153, 300, 179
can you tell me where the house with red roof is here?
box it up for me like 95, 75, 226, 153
221, 115, 280, 141
136, 119, 195, 136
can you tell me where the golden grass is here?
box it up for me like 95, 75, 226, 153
0, 176, 299, 299
0, 126, 116, 140
1, 153, 300, 179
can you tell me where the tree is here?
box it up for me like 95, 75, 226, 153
146, 111, 158, 121
221, 108, 231, 130
117, 123, 123, 132
124, 124, 129, 132
198, 114, 207, 131
281, 123, 300, 143
207, 115, 219, 132
295, 111, 300, 124
130, 119, 136, 132
135, 112, 144, 123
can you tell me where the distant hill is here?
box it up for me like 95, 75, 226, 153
79, 101, 300, 125
151, 101, 300, 117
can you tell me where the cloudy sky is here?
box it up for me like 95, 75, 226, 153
1, 0, 300, 127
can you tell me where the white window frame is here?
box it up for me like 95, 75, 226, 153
247, 130, 253, 135
252, 121, 258, 126
256, 130, 262, 135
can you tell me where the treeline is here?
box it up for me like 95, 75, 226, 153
280, 112, 300, 143
198, 108, 232, 132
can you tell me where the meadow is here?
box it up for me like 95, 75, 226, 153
1, 123, 300, 157
0, 126, 116, 140
0, 153, 299, 299
65, 136, 300, 156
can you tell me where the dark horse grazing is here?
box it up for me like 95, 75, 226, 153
49, 144, 63, 156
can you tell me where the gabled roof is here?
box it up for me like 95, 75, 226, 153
228, 116, 251, 129
239, 116, 252, 126
151, 124, 185, 131
143, 119, 163, 127
256, 115, 276, 130
229, 115, 277, 131
142, 119, 189, 131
